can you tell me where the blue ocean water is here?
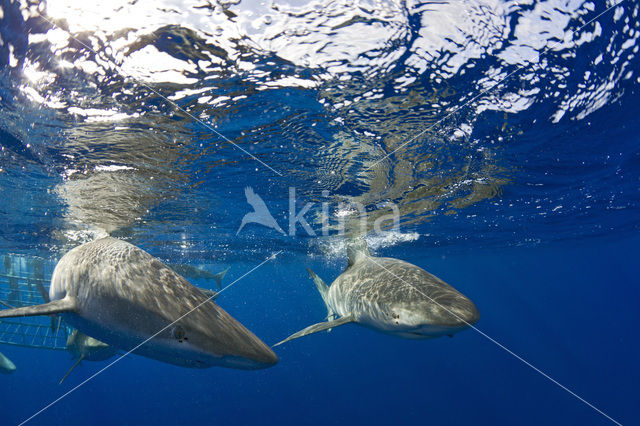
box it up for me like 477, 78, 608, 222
0, 0, 638, 425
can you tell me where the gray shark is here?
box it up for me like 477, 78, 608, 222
168, 264, 230, 289
58, 279, 225, 385
275, 239, 479, 346
0, 237, 278, 370
0, 351, 16, 374
59, 329, 119, 384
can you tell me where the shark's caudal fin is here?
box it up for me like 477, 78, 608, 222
346, 237, 371, 267
0, 298, 76, 319
273, 315, 356, 347
306, 268, 336, 320
212, 266, 230, 290
59, 355, 84, 385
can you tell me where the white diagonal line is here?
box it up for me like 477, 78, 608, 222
365, 0, 626, 171
35, 13, 282, 176
19, 251, 282, 426
360, 256, 621, 426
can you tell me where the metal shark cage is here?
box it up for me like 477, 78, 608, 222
0, 254, 68, 350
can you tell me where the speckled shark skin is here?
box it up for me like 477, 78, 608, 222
0, 237, 277, 370
275, 239, 479, 346
327, 253, 480, 338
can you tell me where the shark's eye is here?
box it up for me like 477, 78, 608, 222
171, 326, 186, 341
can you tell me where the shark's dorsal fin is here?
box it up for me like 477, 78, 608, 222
346, 238, 371, 267
273, 315, 356, 347
59, 354, 84, 385
306, 268, 338, 320
0, 298, 77, 319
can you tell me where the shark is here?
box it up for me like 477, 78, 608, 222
58, 274, 231, 385
0, 237, 278, 370
275, 238, 479, 346
168, 264, 229, 290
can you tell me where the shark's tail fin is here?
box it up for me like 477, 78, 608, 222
212, 267, 230, 290
306, 268, 336, 321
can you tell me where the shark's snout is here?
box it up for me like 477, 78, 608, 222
458, 301, 480, 326
429, 296, 480, 328
385, 292, 479, 339
224, 342, 278, 370
246, 340, 279, 368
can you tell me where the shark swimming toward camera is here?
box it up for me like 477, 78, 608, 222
275, 239, 479, 346
58, 276, 227, 385
0, 237, 278, 370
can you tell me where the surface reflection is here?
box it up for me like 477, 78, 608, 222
0, 0, 635, 255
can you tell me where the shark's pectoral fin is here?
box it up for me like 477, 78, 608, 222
0, 298, 77, 319
273, 315, 356, 347
59, 355, 84, 385
324, 313, 338, 333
